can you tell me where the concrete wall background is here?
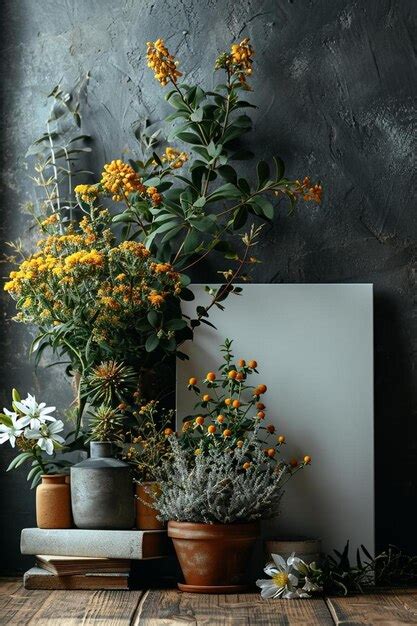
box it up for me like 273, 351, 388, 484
0, 0, 416, 573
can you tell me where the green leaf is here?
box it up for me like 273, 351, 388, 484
235, 100, 257, 109
180, 287, 195, 301
183, 228, 200, 254
147, 310, 159, 328
144, 176, 161, 186
145, 334, 160, 352
193, 196, 206, 209
257, 161, 270, 188
250, 195, 274, 219
207, 183, 241, 202
232, 114, 252, 128
7, 452, 34, 471
112, 212, 136, 223
161, 224, 183, 244
217, 165, 237, 185
165, 319, 188, 331
190, 108, 203, 122
273, 156, 285, 181
175, 131, 202, 145
233, 206, 248, 230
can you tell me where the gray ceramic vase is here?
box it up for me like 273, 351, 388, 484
70, 441, 135, 529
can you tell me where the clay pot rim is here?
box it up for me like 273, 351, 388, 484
168, 520, 260, 535
40, 473, 67, 479
169, 520, 259, 527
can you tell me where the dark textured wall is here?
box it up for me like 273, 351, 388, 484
0, 0, 416, 574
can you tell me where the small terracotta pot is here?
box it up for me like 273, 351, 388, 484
36, 474, 72, 529
168, 520, 260, 593
135, 482, 165, 530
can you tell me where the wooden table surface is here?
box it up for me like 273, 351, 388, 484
1, 579, 417, 624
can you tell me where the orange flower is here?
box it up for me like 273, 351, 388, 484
232, 399, 241, 409
195, 416, 205, 426
228, 370, 237, 379
303, 455, 312, 464
277, 435, 286, 444
216, 415, 225, 423
188, 377, 197, 386
237, 359, 246, 367
148, 291, 166, 307
223, 429, 232, 437
206, 372, 216, 382
266, 424, 275, 434
207, 425, 216, 434
202, 394, 211, 402
243, 462, 251, 470
248, 360, 257, 369
164, 428, 174, 436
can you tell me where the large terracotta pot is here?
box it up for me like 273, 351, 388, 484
168, 520, 260, 593
36, 474, 72, 529
135, 482, 165, 530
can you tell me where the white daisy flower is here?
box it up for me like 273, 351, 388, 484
256, 553, 302, 599
25, 420, 65, 455
0, 409, 29, 448
14, 393, 56, 429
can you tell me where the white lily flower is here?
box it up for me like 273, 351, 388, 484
0, 410, 29, 448
25, 419, 65, 455
256, 553, 302, 599
14, 393, 56, 429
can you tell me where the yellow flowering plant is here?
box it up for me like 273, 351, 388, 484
71, 37, 322, 321
3, 37, 322, 441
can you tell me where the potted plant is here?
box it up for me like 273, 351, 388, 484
0, 389, 71, 528
122, 399, 174, 529
153, 340, 311, 592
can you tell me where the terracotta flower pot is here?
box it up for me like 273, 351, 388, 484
168, 520, 260, 593
135, 482, 165, 530
36, 474, 72, 529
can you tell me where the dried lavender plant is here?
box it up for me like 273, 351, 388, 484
155, 431, 294, 524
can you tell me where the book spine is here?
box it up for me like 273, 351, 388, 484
21, 529, 166, 560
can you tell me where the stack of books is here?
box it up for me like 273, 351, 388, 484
21, 528, 168, 590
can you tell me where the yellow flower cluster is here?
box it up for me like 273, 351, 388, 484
41, 213, 59, 228
146, 186, 162, 206
116, 241, 151, 259
230, 38, 254, 88
215, 38, 254, 88
146, 39, 182, 86
74, 184, 100, 203
161, 147, 188, 169
100, 160, 146, 202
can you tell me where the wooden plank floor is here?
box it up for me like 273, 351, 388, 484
1, 580, 417, 625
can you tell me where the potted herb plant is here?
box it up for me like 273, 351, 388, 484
123, 399, 174, 529
153, 340, 311, 592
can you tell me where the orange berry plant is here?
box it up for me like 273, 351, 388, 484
181, 339, 311, 474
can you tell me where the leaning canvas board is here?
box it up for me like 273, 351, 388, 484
176, 284, 374, 555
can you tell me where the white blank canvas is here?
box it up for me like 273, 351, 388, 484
176, 284, 374, 555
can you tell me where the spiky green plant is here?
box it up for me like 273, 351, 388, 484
82, 360, 138, 407
87, 405, 125, 443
